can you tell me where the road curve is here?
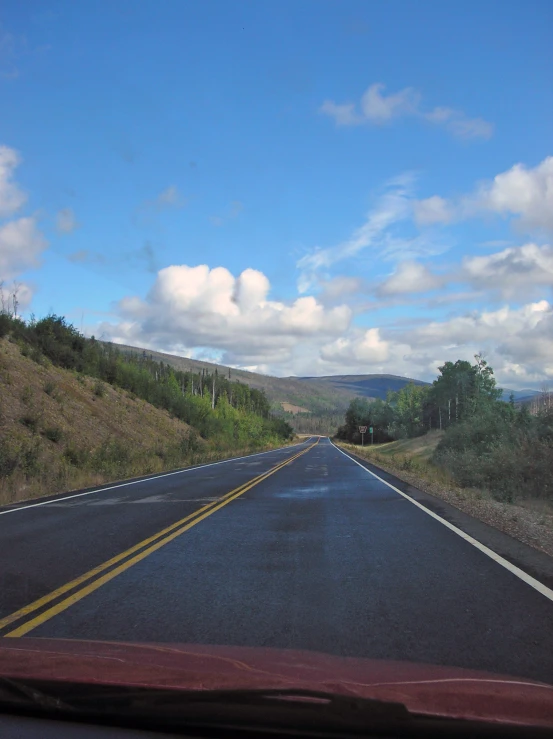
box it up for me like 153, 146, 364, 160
1, 437, 552, 684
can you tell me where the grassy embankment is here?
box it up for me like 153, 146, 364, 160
0, 334, 295, 506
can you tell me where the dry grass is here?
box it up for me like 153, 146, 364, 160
0, 339, 294, 506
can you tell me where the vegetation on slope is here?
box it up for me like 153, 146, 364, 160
114, 343, 356, 417
0, 313, 294, 504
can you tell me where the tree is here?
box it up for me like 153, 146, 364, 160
388, 382, 428, 438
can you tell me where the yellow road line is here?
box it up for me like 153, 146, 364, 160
2, 440, 317, 637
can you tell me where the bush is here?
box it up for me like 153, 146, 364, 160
19, 413, 39, 432
43, 380, 57, 396
93, 380, 106, 397
64, 445, 88, 467
0, 445, 19, 475
43, 426, 63, 443
20, 385, 34, 405
433, 407, 553, 502
0, 314, 12, 338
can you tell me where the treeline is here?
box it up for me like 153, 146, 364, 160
337, 355, 553, 502
279, 410, 345, 436
0, 313, 293, 447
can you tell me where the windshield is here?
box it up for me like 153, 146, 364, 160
1, 0, 553, 728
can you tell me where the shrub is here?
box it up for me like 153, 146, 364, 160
19, 413, 39, 432
0, 314, 12, 338
43, 426, 63, 443
64, 445, 88, 467
43, 380, 57, 396
93, 380, 106, 397
30, 346, 44, 364
20, 385, 34, 405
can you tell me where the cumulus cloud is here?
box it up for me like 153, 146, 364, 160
320, 83, 493, 140
321, 328, 391, 364
404, 301, 553, 380
99, 263, 352, 366
377, 260, 444, 296
0, 145, 27, 217
0, 216, 47, 280
318, 275, 366, 303
461, 243, 553, 298
316, 301, 553, 385
472, 156, 553, 232
418, 157, 553, 233
56, 207, 79, 233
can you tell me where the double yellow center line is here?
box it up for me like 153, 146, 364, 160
0, 439, 319, 638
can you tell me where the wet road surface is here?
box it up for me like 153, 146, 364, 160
1, 437, 552, 684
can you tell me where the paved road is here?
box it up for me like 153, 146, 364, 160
1, 437, 553, 683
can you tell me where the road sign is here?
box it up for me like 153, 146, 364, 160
359, 426, 367, 433
369, 427, 373, 433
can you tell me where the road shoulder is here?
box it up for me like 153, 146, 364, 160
334, 441, 553, 592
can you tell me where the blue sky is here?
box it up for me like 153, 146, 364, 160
1, 0, 552, 386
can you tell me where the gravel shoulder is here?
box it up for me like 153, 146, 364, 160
336, 441, 553, 559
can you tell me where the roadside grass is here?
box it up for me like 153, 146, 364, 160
335, 432, 490, 501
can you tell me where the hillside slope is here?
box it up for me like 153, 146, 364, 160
0, 338, 203, 505
113, 343, 356, 413
296, 374, 429, 400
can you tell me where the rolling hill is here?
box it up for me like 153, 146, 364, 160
296, 374, 429, 400
112, 344, 357, 414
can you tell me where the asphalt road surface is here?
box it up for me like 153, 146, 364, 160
1, 437, 553, 683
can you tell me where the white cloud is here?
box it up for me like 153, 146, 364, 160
0, 216, 48, 280
462, 243, 553, 298
297, 174, 415, 291
319, 100, 361, 126
100, 263, 352, 366
0, 145, 27, 217
473, 156, 553, 232
320, 83, 493, 140
404, 300, 553, 381
421, 157, 553, 234
318, 275, 366, 303
377, 260, 444, 296
360, 83, 420, 122
297, 174, 449, 294
321, 328, 391, 364
413, 196, 453, 225
315, 300, 553, 385
56, 207, 79, 233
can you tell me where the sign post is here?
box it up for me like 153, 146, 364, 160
370, 426, 374, 445
359, 425, 367, 446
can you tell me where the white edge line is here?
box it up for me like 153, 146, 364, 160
0, 439, 312, 517
331, 441, 553, 604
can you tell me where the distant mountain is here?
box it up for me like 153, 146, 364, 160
295, 374, 429, 400
498, 388, 540, 402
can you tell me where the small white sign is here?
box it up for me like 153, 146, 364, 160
359, 426, 367, 433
